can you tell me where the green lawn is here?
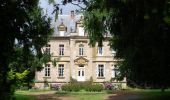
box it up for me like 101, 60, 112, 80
15, 94, 35, 100
125, 88, 170, 100
55, 91, 107, 100
15, 89, 170, 100
138, 89, 170, 100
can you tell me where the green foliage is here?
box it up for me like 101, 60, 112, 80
61, 77, 103, 92
15, 94, 35, 100
0, 0, 53, 99
61, 84, 81, 92
48, 0, 55, 4
83, 0, 170, 89
85, 84, 103, 92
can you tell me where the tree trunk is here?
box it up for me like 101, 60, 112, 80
161, 85, 165, 92
0, 62, 13, 100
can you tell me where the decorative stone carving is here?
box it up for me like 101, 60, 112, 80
74, 57, 88, 65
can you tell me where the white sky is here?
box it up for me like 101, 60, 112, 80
39, 0, 84, 19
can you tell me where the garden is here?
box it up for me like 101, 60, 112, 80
14, 78, 170, 100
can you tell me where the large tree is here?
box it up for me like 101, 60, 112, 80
0, 0, 53, 99
81, 0, 170, 90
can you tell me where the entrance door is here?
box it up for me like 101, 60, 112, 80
77, 67, 85, 81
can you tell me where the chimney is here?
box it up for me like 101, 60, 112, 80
71, 10, 75, 19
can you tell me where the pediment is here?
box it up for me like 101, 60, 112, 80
74, 57, 88, 65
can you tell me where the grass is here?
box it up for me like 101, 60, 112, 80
73, 93, 106, 100
123, 88, 170, 100
15, 89, 170, 100
15, 94, 35, 100
137, 89, 170, 100
55, 91, 107, 100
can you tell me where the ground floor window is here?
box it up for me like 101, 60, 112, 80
98, 64, 104, 77
45, 64, 50, 77
58, 64, 64, 77
112, 64, 119, 78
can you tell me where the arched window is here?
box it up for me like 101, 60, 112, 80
79, 44, 84, 55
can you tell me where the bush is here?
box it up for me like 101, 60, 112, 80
50, 84, 61, 90
61, 84, 81, 92
104, 82, 114, 90
113, 84, 122, 90
61, 83, 104, 92
85, 84, 103, 92
61, 77, 104, 92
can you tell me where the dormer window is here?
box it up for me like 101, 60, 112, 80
76, 16, 84, 36
58, 22, 66, 36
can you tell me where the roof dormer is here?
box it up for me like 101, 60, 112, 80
58, 22, 66, 36
58, 22, 66, 31
76, 16, 84, 36
76, 16, 83, 27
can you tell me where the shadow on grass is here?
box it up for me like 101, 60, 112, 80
106, 89, 170, 100
15, 94, 36, 100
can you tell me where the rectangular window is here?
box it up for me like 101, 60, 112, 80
45, 44, 50, 54
98, 64, 104, 77
78, 70, 81, 76
45, 64, 50, 77
79, 44, 84, 55
58, 64, 64, 77
98, 47, 103, 55
114, 65, 119, 77
59, 44, 64, 55
112, 65, 119, 78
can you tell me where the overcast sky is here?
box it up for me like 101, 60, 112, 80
39, 0, 84, 19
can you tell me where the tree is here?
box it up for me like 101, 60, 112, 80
0, 0, 53, 99
82, 0, 170, 90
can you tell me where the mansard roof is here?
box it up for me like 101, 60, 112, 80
53, 14, 82, 36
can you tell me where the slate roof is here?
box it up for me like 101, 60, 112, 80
52, 14, 83, 37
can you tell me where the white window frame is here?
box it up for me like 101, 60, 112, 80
45, 64, 50, 77
97, 64, 104, 77
112, 64, 119, 78
59, 44, 64, 56
58, 64, 64, 77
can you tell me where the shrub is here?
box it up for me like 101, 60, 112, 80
85, 84, 103, 92
50, 84, 61, 90
104, 82, 114, 90
70, 77, 78, 84
113, 84, 122, 90
61, 84, 81, 92
61, 83, 104, 92
91, 84, 104, 92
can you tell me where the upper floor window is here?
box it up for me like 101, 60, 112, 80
58, 64, 64, 77
59, 44, 64, 56
45, 64, 50, 77
79, 44, 84, 55
98, 46, 103, 55
45, 44, 50, 54
98, 64, 104, 77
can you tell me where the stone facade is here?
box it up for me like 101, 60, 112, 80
34, 12, 126, 89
